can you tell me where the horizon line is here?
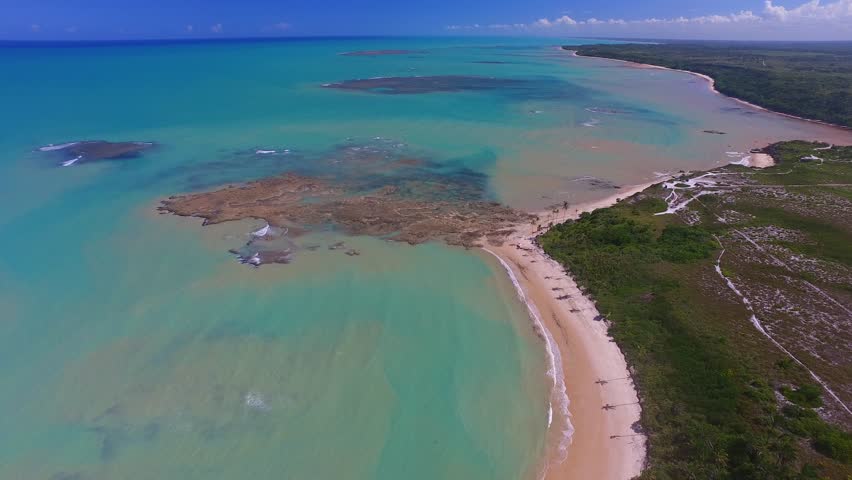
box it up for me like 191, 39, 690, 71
2, 35, 852, 47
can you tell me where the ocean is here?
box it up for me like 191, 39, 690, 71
1, 36, 848, 480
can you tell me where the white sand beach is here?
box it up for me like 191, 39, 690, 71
487, 181, 664, 480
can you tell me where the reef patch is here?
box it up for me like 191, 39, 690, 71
157, 139, 531, 266
38, 140, 155, 167
160, 173, 533, 253
322, 75, 587, 100
340, 49, 424, 56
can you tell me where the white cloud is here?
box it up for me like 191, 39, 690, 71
508, 10, 759, 29
186, 24, 194, 33
555, 15, 578, 26
532, 15, 577, 27
626, 10, 759, 25
30, 24, 40, 32
210, 23, 223, 34
764, 0, 852, 21
445, 0, 852, 38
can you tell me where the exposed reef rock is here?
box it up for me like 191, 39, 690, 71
159, 173, 535, 251
158, 138, 535, 266
38, 140, 155, 166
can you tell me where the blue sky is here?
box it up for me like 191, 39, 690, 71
2, 0, 851, 40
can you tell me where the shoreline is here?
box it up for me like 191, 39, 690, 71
485, 180, 665, 480
565, 49, 851, 132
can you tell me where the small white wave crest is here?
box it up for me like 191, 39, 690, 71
39, 141, 80, 152
61, 156, 82, 167
252, 224, 270, 237
484, 249, 574, 460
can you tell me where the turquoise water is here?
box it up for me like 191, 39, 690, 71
2, 37, 850, 480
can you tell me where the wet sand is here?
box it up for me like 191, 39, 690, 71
487, 181, 665, 480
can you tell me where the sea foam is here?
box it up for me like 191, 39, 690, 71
252, 224, 270, 237
61, 156, 82, 167
39, 141, 79, 152
484, 249, 574, 459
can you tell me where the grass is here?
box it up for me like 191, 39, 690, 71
782, 406, 852, 464
563, 42, 852, 127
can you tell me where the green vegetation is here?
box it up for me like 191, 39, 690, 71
539, 140, 852, 478
782, 384, 824, 408
563, 42, 852, 127
783, 406, 852, 463
763, 140, 852, 185
752, 141, 852, 268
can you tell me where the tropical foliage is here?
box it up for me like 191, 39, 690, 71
565, 42, 852, 127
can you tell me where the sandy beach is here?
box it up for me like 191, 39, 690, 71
486, 181, 664, 480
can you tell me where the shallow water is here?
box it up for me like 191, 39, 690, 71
1, 36, 850, 480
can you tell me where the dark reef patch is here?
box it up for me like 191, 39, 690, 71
154, 138, 495, 203
38, 140, 155, 167
90, 426, 124, 461
229, 225, 297, 267
720, 106, 760, 116
50, 473, 85, 480
570, 176, 621, 190
323, 75, 528, 94
584, 106, 633, 115
340, 49, 425, 56
322, 75, 587, 100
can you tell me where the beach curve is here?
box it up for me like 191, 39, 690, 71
485, 181, 664, 480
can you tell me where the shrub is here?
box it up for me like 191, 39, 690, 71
781, 384, 824, 408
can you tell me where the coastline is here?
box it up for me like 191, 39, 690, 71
566, 49, 850, 132
485, 180, 664, 480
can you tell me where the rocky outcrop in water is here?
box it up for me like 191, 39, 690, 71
38, 140, 155, 166
159, 173, 535, 252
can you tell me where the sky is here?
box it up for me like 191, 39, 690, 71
2, 0, 852, 41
